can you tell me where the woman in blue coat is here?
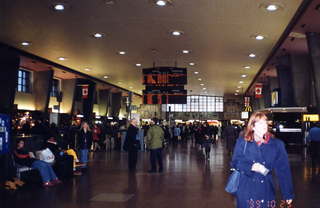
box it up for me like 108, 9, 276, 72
231, 112, 294, 208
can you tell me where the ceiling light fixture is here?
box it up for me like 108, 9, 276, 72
255, 35, 265, 40
244, 66, 251, 69
172, 30, 183, 36
21, 41, 31, 46
118, 51, 126, 55
129, 86, 133, 89
241, 74, 247, 78
249, 53, 256, 58
202, 88, 207, 90
136, 63, 142, 67
237, 86, 242, 89
198, 78, 202, 81
236, 90, 240, 93
239, 81, 244, 84
189, 62, 195, 66
156, 0, 166, 6
182, 50, 190, 54
103, 75, 109, 79
53, 4, 65, 11
118, 82, 122, 84
93, 33, 103, 38
194, 71, 199, 74
266, 4, 278, 11
58, 57, 66, 61
84, 68, 91, 71
200, 83, 204, 86
235, 93, 239, 96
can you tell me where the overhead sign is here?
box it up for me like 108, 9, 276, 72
255, 83, 263, 98
143, 67, 187, 85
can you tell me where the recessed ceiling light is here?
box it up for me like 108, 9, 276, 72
237, 86, 242, 89
202, 88, 207, 90
93, 33, 103, 38
241, 74, 247, 78
172, 30, 183, 36
189, 62, 195, 66
118, 51, 126, 55
194, 71, 199, 74
244, 66, 251, 69
84, 68, 91, 71
198, 78, 202, 81
129, 86, 133, 89
255, 35, 264, 40
156, 0, 167, 6
266, 4, 278, 11
204, 91, 208, 94
103, 75, 109, 79
54, 4, 65, 11
239, 81, 244, 84
249, 53, 256, 58
58, 57, 66, 61
136, 63, 142, 67
200, 83, 204, 86
235, 93, 239, 96
21, 41, 31, 46
182, 50, 190, 54
236, 90, 240, 93
118, 82, 122, 84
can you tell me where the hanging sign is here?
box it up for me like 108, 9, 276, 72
255, 83, 263, 98
82, 85, 89, 99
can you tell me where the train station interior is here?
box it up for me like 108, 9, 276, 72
1, 0, 320, 207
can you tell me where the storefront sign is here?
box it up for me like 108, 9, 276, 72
0, 114, 10, 155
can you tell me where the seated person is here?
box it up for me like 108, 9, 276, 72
14, 139, 61, 187
46, 137, 82, 176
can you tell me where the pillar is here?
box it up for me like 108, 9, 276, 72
33, 70, 54, 112
110, 92, 122, 117
306, 32, 320, 113
98, 89, 110, 116
275, 55, 295, 107
0, 46, 20, 114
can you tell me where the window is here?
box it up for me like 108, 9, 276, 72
50, 78, 61, 97
17, 69, 31, 93
164, 95, 223, 112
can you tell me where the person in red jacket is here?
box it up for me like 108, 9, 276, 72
92, 124, 101, 152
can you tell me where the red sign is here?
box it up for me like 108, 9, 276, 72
244, 97, 250, 106
82, 85, 89, 99
255, 83, 263, 98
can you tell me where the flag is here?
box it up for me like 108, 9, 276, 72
255, 83, 263, 98
82, 85, 89, 99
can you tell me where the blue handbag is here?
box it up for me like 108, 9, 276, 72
225, 141, 247, 194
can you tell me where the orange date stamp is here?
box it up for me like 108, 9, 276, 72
246, 199, 294, 208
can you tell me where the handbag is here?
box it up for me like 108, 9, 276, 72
225, 141, 247, 194
36, 148, 55, 164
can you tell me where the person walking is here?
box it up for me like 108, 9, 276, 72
124, 119, 140, 171
147, 118, 164, 173
230, 112, 293, 208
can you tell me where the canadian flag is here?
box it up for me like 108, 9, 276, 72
82, 85, 89, 99
255, 83, 263, 98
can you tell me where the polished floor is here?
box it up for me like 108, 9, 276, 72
1, 140, 320, 208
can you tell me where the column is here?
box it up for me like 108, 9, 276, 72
0, 46, 20, 114
306, 32, 320, 113
98, 89, 110, 116
110, 92, 122, 117
33, 70, 54, 112
275, 55, 295, 107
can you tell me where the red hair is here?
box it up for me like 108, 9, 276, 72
244, 112, 268, 142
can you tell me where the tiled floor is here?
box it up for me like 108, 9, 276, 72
1, 140, 320, 208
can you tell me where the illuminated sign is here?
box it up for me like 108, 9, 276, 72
241, 111, 249, 119
303, 114, 319, 122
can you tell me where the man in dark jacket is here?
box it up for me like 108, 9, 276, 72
124, 119, 140, 171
